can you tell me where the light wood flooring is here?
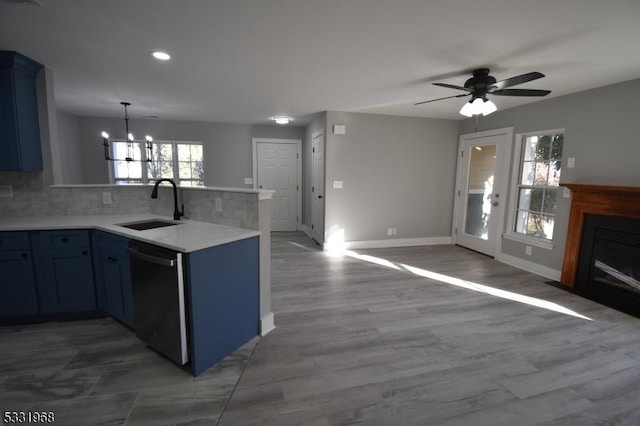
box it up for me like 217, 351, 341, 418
2, 232, 640, 425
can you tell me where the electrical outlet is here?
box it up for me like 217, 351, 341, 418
525, 246, 532, 256
392, 227, 397, 235
333, 180, 343, 189
563, 187, 571, 198
244, 177, 253, 185
102, 192, 112, 205
0, 185, 13, 198
215, 197, 223, 212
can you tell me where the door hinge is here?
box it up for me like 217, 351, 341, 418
297, 185, 299, 191
297, 216, 299, 222
297, 153, 299, 159
311, 224, 314, 230
312, 148, 315, 153
460, 150, 464, 158
458, 190, 461, 196
312, 186, 315, 192
454, 228, 458, 235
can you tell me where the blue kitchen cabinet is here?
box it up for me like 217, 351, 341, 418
0, 232, 39, 317
185, 236, 260, 375
0, 51, 43, 171
30, 230, 96, 314
92, 231, 133, 327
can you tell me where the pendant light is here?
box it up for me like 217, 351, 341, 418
101, 102, 153, 162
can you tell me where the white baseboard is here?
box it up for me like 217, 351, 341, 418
341, 236, 452, 250
299, 224, 314, 239
260, 312, 275, 336
495, 252, 561, 281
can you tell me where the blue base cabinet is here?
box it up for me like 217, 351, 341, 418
31, 230, 96, 314
92, 231, 133, 327
0, 232, 39, 317
185, 236, 260, 376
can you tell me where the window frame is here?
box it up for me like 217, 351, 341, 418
504, 128, 565, 250
110, 140, 205, 186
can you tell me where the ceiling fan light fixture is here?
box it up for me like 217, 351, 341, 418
459, 101, 475, 117
481, 99, 497, 116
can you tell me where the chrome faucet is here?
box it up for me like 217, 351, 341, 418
151, 179, 184, 220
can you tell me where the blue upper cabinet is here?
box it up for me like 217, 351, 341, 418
0, 51, 43, 171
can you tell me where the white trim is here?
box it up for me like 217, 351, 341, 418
252, 138, 303, 230
300, 224, 314, 239
260, 312, 275, 336
453, 127, 514, 256
312, 129, 324, 139
502, 232, 554, 250
506, 128, 566, 243
495, 252, 561, 281
310, 129, 326, 244
336, 237, 452, 250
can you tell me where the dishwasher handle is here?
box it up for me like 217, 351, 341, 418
128, 248, 177, 267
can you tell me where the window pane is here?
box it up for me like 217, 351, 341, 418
534, 162, 548, 185
112, 141, 142, 162
147, 143, 174, 181
518, 188, 532, 210
535, 135, 552, 161
542, 189, 558, 214
550, 135, 564, 162
191, 144, 203, 159
515, 210, 529, 234
521, 161, 535, 185
114, 160, 142, 179
179, 161, 191, 178
177, 144, 191, 161
548, 160, 561, 186
523, 136, 538, 161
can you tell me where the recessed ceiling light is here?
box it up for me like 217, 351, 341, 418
273, 116, 292, 125
151, 51, 171, 61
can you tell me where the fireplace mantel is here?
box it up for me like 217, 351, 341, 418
561, 183, 640, 287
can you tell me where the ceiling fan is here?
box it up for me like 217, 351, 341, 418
415, 68, 551, 117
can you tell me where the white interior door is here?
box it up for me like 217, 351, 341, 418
256, 142, 299, 231
311, 130, 325, 244
454, 129, 513, 256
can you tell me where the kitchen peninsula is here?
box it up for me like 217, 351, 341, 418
0, 214, 260, 376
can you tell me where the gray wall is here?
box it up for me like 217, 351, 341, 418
74, 116, 305, 187
303, 112, 326, 227
56, 110, 84, 183
459, 77, 640, 271
324, 111, 460, 244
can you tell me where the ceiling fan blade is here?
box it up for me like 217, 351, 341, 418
491, 89, 551, 97
414, 93, 469, 105
492, 72, 545, 90
432, 82, 472, 92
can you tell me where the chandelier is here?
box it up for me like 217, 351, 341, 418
101, 102, 153, 162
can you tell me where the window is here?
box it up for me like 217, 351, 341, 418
512, 131, 564, 241
112, 141, 204, 186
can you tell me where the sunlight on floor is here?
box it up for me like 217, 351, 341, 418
331, 248, 592, 321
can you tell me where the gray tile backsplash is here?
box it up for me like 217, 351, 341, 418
0, 172, 259, 230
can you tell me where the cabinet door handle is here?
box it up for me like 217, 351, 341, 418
81, 250, 88, 256
62, 237, 69, 243
21, 252, 28, 259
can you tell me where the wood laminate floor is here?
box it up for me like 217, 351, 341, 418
2, 232, 640, 425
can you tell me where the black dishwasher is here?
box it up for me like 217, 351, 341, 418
129, 241, 188, 365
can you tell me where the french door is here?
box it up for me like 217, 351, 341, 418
454, 128, 513, 256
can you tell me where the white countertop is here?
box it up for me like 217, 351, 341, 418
0, 214, 260, 253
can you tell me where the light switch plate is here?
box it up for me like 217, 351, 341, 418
333, 124, 346, 135
333, 180, 344, 189
244, 177, 253, 185
567, 157, 575, 168
563, 187, 571, 198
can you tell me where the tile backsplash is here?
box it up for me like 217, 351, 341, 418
0, 172, 259, 230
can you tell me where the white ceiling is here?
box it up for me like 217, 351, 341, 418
1, 0, 640, 124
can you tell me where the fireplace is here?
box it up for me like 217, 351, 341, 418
561, 184, 640, 315
575, 214, 640, 315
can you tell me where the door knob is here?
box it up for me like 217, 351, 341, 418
318, 195, 323, 199
492, 202, 499, 207
259, 185, 263, 189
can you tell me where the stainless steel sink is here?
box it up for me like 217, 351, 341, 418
117, 219, 181, 231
